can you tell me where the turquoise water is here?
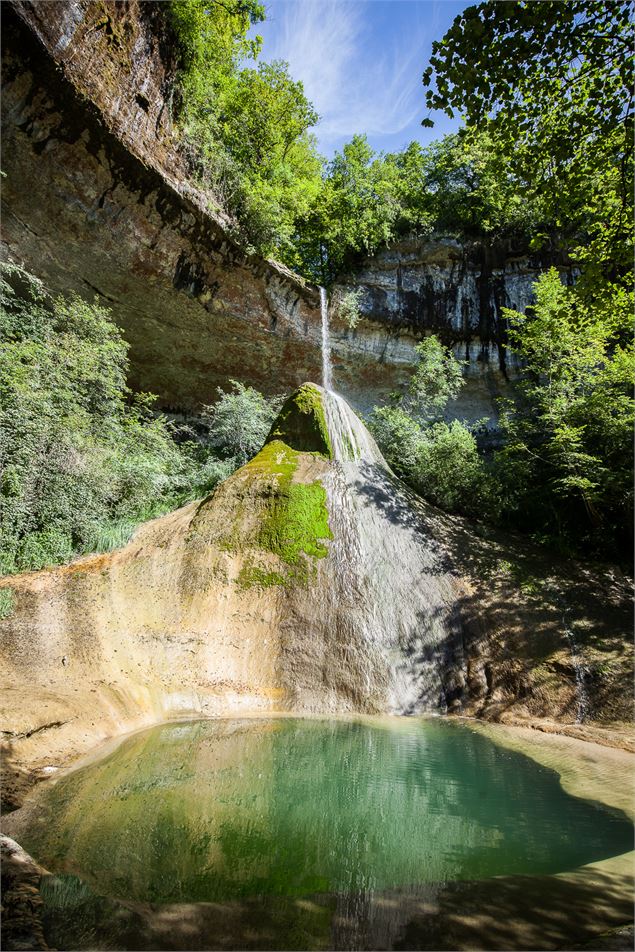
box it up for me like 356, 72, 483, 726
18, 717, 632, 908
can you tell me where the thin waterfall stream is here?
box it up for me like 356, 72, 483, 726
561, 602, 590, 723
320, 286, 332, 391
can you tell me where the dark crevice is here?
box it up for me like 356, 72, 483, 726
81, 279, 119, 304
2, 720, 68, 740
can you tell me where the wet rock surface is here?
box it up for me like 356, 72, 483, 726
333, 237, 575, 420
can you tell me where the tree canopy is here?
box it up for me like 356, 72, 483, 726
422, 1, 634, 281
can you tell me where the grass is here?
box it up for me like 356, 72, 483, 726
0, 588, 15, 619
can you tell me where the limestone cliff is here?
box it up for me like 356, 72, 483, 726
1, 386, 631, 811
332, 238, 575, 421
1, 1, 326, 408
2, 0, 566, 422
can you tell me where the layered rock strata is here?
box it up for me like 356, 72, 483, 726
332, 238, 575, 420
2, 1, 572, 422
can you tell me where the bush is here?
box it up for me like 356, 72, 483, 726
0, 266, 277, 574
369, 407, 494, 519
369, 334, 498, 519
335, 289, 364, 330
201, 381, 282, 465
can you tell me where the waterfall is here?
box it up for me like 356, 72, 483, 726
323, 390, 385, 466
306, 386, 459, 715
320, 287, 333, 391
561, 603, 590, 723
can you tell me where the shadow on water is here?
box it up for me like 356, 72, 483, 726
37, 860, 634, 951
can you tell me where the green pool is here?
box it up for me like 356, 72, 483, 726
13, 717, 634, 949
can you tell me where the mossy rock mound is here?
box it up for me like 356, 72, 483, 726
222, 439, 333, 589
266, 384, 333, 459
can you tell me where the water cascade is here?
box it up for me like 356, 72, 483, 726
279, 384, 464, 715
561, 602, 590, 723
320, 286, 332, 391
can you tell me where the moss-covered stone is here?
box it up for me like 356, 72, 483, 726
266, 384, 333, 459
236, 562, 287, 591
225, 435, 333, 590
244, 440, 299, 481
257, 481, 332, 566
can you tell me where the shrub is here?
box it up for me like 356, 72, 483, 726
0, 266, 274, 574
201, 380, 282, 465
369, 407, 494, 519
335, 289, 364, 330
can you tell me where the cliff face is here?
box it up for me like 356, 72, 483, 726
332, 239, 575, 421
2, 1, 567, 422
1, 2, 326, 409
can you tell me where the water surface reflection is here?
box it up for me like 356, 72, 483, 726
15, 718, 634, 950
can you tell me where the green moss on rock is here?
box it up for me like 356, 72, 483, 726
226, 434, 333, 590
266, 384, 333, 459
236, 561, 287, 590
244, 440, 299, 481
257, 481, 332, 566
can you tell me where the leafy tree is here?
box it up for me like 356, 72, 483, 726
369, 406, 426, 476
495, 268, 634, 554
0, 267, 278, 574
294, 135, 404, 283
168, 1, 323, 260
334, 288, 364, 330
422, 1, 634, 281
413, 131, 545, 238
201, 380, 282, 465
369, 336, 493, 519
405, 337, 465, 418
219, 61, 322, 256
1, 266, 189, 572
169, 0, 264, 78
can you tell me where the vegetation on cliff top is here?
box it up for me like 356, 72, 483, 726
167, 1, 552, 282
167, 1, 632, 289
422, 0, 634, 286
168, 0, 321, 261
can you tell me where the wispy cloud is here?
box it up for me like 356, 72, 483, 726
258, 0, 431, 152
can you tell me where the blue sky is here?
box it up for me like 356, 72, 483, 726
252, 0, 472, 158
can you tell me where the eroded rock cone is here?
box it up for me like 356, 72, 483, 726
1, 384, 633, 789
